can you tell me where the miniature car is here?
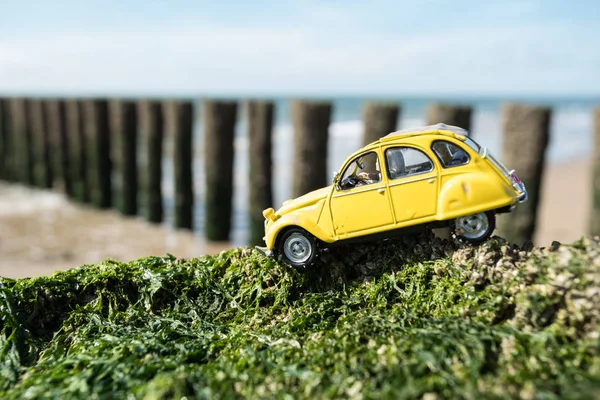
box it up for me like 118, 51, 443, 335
256, 123, 528, 268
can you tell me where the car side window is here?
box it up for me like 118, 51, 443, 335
339, 151, 381, 190
432, 141, 470, 168
385, 147, 434, 180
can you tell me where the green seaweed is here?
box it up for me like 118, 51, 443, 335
2, 232, 600, 399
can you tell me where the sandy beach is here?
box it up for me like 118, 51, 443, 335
0, 189, 233, 278
0, 155, 592, 278
534, 155, 591, 246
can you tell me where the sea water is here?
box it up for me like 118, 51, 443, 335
156, 95, 599, 246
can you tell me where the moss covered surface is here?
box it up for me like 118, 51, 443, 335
2, 232, 600, 399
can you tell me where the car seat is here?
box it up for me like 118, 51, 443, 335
388, 150, 406, 179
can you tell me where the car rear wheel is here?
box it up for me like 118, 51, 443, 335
453, 211, 496, 244
278, 228, 318, 268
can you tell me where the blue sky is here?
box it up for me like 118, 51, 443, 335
0, 0, 599, 96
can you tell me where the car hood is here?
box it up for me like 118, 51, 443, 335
276, 186, 332, 215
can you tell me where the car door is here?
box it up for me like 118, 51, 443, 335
384, 145, 439, 224
329, 150, 395, 237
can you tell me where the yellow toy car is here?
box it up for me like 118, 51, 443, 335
257, 123, 528, 268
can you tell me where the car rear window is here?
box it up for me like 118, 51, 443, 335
464, 137, 484, 155
431, 141, 470, 168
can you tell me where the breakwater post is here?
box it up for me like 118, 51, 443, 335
45, 99, 73, 195
138, 100, 164, 224
83, 99, 112, 209
110, 99, 138, 216
0, 98, 11, 181
10, 98, 34, 185
247, 100, 274, 245
166, 100, 194, 230
591, 107, 600, 236
497, 103, 551, 246
27, 99, 52, 189
291, 100, 332, 198
204, 100, 238, 241
362, 102, 399, 145
425, 103, 473, 133
65, 99, 90, 203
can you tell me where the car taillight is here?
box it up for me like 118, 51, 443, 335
508, 169, 521, 184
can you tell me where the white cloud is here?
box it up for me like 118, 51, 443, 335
0, 19, 597, 96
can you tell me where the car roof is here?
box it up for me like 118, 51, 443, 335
348, 123, 470, 164
383, 123, 469, 139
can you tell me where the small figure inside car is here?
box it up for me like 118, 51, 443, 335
339, 152, 380, 189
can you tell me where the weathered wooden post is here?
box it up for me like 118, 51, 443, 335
496, 103, 551, 246
165, 100, 194, 230
65, 99, 90, 203
11, 98, 34, 185
138, 100, 164, 224
247, 100, 274, 245
425, 103, 473, 133
0, 98, 5, 180
45, 99, 73, 195
204, 100, 238, 241
362, 102, 399, 146
291, 100, 332, 198
591, 107, 600, 236
110, 99, 138, 216
1, 99, 17, 182
83, 99, 112, 209
27, 99, 52, 188
0, 98, 12, 181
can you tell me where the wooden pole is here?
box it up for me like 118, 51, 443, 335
425, 103, 473, 133
0, 98, 14, 181
204, 100, 238, 241
496, 103, 551, 246
247, 100, 274, 246
44, 99, 72, 195
110, 99, 138, 216
27, 99, 52, 188
66, 99, 90, 203
57, 100, 72, 197
362, 102, 399, 146
591, 107, 600, 236
165, 100, 194, 230
83, 99, 112, 209
11, 98, 35, 185
291, 100, 332, 198
1, 99, 17, 182
138, 100, 164, 224
0, 98, 6, 180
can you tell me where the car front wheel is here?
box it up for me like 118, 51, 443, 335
278, 228, 318, 268
453, 211, 496, 244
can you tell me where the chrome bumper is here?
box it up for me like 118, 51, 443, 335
255, 246, 274, 258
516, 181, 528, 204
508, 169, 528, 204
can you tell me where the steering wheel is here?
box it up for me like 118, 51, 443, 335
340, 176, 358, 190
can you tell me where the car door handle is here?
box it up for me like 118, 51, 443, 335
428, 179, 435, 183
378, 188, 385, 194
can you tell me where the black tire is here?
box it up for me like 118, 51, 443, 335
452, 211, 496, 244
277, 227, 318, 269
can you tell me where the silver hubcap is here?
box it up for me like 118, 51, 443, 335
283, 233, 312, 263
455, 213, 489, 239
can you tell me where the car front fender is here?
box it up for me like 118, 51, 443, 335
264, 200, 333, 250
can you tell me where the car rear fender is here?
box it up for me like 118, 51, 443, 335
437, 173, 515, 220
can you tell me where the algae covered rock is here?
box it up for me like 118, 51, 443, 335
2, 233, 600, 399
